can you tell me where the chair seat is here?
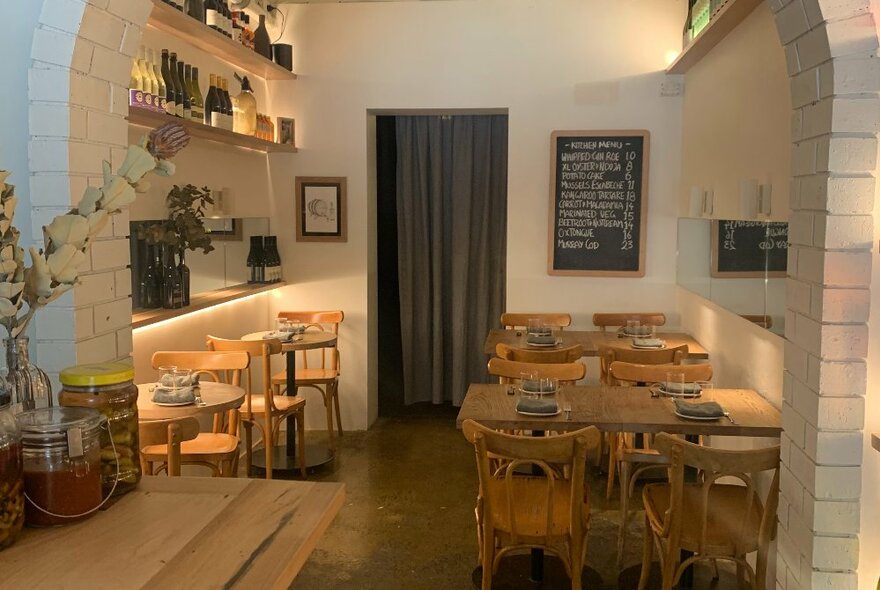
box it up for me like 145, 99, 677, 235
271, 368, 339, 385
142, 433, 238, 457
486, 476, 588, 537
242, 394, 306, 416
643, 483, 763, 555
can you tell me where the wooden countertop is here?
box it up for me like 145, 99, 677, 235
4, 476, 345, 589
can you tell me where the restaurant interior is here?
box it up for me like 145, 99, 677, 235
1, 0, 879, 588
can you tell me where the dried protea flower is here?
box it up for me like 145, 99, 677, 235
147, 122, 190, 160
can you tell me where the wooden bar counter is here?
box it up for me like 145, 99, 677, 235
3, 476, 345, 589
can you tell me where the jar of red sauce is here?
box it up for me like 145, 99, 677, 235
17, 407, 105, 527
0, 392, 23, 548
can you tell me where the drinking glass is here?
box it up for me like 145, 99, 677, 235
158, 365, 177, 388
626, 320, 640, 335
541, 376, 559, 395
291, 322, 305, 341
170, 368, 193, 392
275, 317, 290, 333
666, 371, 685, 394
527, 318, 543, 336
519, 371, 537, 397
696, 381, 713, 396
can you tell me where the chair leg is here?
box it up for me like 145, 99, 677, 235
638, 514, 653, 590
297, 410, 307, 479
662, 545, 679, 590
243, 420, 253, 478
264, 415, 273, 480
481, 528, 493, 590
332, 381, 343, 437
606, 434, 618, 500
324, 387, 335, 448
617, 458, 632, 569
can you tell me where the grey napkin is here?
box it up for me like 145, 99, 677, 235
159, 373, 200, 387
521, 379, 557, 394
633, 338, 664, 348
663, 381, 701, 394
516, 398, 558, 414
527, 334, 557, 345
263, 331, 293, 341
528, 326, 552, 336
674, 400, 724, 418
152, 386, 196, 404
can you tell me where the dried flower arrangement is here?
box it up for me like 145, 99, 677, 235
0, 123, 189, 337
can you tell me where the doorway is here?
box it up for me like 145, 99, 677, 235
376, 113, 509, 416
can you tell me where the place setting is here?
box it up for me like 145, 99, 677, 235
150, 366, 204, 407
513, 374, 572, 420
651, 372, 734, 423
261, 318, 306, 342
522, 318, 562, 348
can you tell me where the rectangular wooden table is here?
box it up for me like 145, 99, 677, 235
3, 476, 345, 589
456, 383, 781, 437
483, 329, 709, 359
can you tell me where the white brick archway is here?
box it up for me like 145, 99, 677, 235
27, 0, 152, 382
772, 0, 879, 586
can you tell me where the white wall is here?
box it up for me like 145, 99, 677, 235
268, 0, 686, 429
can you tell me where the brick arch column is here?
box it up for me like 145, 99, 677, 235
28, 0, 153, 382
771, 0, 879, 586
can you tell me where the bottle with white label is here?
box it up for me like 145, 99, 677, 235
205, 0, 221, 34
160, 49, 176, 116
150, 49, 167, 113
205, 74, 222, 127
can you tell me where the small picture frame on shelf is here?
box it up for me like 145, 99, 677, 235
277, 117, 295, 146
295, 176, 347, 243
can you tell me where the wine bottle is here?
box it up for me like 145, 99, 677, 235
247, 236, 265, 284
136, 46, 154, 111
178, 250, 191, 307
265, 236, 281, 282
205, 74, 219, 127
186, 0, 205, 23
161, 246, 183, 309
139, 245, 161, 309
169, 52, 184, 118
149, 49, 167, 113
190, 66, 204, 124
129, 54, 143, 93
220, 77, 233, 131
177, 60, 192, 120
205, 0, 221, 34
254, 14, 271, 59
161, 49, 176, 116
219, 0, 231, 38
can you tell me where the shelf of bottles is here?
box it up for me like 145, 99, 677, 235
666, 0, 763, 75
149, 0, 296, 81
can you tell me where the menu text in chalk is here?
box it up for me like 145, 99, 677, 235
711, 220, 788, 278
548, 130, 649, 276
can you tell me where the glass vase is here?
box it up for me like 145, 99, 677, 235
4, 338, 52, 414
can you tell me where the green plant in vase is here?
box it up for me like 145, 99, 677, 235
138, 184, 214, 308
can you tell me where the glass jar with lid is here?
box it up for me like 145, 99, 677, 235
0, 385, 23, 548
58, 363, 140, 496
18, 407, 105, 527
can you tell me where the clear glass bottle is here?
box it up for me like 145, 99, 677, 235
5, 338, 52, 414
0, 387, 23, 549
232, 75, 257, 136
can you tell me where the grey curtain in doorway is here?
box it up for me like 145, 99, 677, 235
396, 115, 508, 406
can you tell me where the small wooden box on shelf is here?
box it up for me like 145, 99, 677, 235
148, 0, 296, 82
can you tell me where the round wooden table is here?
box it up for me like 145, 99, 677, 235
137, 381, 245, 420
241, 331, 338, 476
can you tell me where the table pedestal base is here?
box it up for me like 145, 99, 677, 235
471, 555, 602, 589
250, 444, 334, 477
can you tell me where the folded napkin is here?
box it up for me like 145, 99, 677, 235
521, 379, 557, 394
516, 398, 558, 414
674, 400, 724, 418
152, 385, 196, 404
619, 326, 653, 337
527, 334, 557, 345
633, 338, 664, 348
263, 331, 293, 341
662, 381, 701, 394
159, 373, 200, 388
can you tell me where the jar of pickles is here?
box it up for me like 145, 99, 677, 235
0, 388, 23, 548
58, 363, 140, 496
18, 407, 105, 527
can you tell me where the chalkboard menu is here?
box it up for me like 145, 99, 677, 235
548, 130, 649, 276
711, 220, 788, 277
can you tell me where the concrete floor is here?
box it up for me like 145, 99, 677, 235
291, 412, 744, 589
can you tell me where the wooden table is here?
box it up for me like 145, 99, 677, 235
242, 331, 338, 475
3, 476, 345, 589
456, 383, 781, 437
483, 329, 709, 359
137, 381, 245, 420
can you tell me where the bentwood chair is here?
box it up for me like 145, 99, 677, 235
598, 344, 688, 500
207, 336, 307, 479
500, 312, 572, 331
607, 361, 714, 567
139, 416, 200, 477
592, 313, 666, 333
462, 420, 601, 590
639, 434, 780, 590
148, 351, 249, 477
487, 357, 585, 385
271, 310, 344, 446
495, 342, 583, 364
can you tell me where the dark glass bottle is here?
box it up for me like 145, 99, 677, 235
682, 0, 695, 49
161, 246, 183, 309
264, 236, 281, 283
246, 236, 265, 284
254, 14, 271, 59
178, 61, 192, 120
190, 66, 204, 124
160, 49, 176, 116
177, 249, 191, 307
186, 0, 205, 23
139, 245, 162, 309
168, 53, 185, 118
204, 73, 218, 126
205, 0, 221, 33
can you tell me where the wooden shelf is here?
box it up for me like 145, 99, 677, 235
132, 281, 286, 329
147, 0, 296, 81
128, 107, 297, 153
666, 0, 763, 75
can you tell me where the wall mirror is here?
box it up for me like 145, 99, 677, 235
129, 217, 270, 309
677, 218, 787, 336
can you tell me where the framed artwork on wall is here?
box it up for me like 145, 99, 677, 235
295, 176, 347, 243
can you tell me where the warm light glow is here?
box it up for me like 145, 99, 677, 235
664, 50, 680, 67
132, 291, 272, 334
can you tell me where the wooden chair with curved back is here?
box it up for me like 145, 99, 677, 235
206, 336, 306, 479
270, 310, 344, 447
592, 312, 666, 333
148, 351, 250, 477
463, 419, 602, 590
495, 342, 583, 364
500, 312, 572, 331
487, 357, 586, 385
139, 416, 200, 477
607, 361, 714, 567
639, 434, 780, 590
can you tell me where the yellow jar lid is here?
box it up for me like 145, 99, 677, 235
60, 362, 135, 387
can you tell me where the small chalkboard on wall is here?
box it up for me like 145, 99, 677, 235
711, 220, 788, 278
548, 130, 649, 276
